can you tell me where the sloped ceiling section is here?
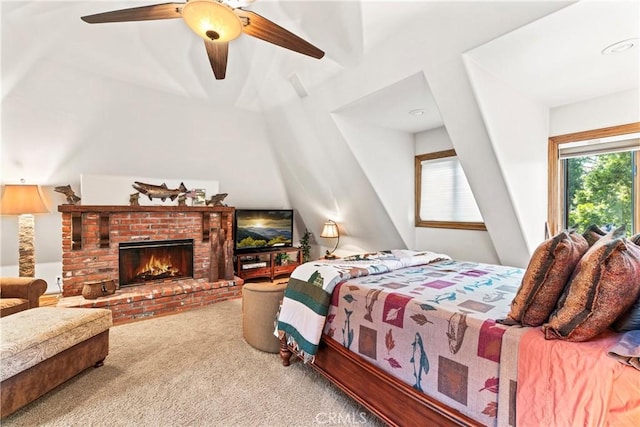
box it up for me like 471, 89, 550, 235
333, 72, 442, 133
263, 100, 407, 255
277, 0, 365, 67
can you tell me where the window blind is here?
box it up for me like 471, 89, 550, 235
559, 134, 639, 159
419, 156, 483, 222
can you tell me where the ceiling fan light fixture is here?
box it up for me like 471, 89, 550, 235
182, 0, 242, 42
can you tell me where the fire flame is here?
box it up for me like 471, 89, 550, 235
135, 254, 180, 279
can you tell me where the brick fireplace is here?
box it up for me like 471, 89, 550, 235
57, 205, 243, 324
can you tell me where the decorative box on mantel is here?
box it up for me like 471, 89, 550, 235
58, 205, 242, 323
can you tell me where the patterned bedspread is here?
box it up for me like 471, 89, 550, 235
277, 250, 451, 360
321, 258, 525, 425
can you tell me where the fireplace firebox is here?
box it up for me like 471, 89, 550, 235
119, 239, 194, 287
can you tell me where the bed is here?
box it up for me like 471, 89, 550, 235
276, 248, 639, 426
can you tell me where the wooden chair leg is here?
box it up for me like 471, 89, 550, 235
279, 336, 292, 366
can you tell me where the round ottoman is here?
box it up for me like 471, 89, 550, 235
242, 282, 287, 353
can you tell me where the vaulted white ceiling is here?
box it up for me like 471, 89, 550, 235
3, 1, 638, 133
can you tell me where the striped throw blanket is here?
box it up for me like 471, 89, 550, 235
276, 250, 450, 362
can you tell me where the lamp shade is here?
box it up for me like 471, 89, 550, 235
1, 185, 49, 215
320, 220, 339, 238
182, 0, 243, 42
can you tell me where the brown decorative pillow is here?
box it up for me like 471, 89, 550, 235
504, 230, 588, 327
543, 228, 640, 341
582, 224, 606, 247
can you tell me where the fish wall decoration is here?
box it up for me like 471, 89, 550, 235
131, 181, 188, 202
54, 185, 81, 205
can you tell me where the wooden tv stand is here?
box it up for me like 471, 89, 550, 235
235, 248, 301, 281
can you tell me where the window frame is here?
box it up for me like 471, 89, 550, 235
547, 122, 640, 236
415, 149, 486, 231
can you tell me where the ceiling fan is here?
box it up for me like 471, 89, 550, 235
81, 0, 325, 80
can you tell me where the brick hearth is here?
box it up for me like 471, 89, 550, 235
57, 278, 242, 324
58, 205, 241, 324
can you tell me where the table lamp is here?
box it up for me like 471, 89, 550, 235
320, 220, 340, 259
1, 184, 49, 277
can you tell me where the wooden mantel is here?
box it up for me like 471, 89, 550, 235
58, 205, 235, 213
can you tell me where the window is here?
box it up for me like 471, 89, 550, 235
548, 123, 640, 235
415, 149, 486, 230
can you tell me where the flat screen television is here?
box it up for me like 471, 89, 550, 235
234, 209, 294, 254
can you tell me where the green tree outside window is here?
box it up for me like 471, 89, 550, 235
566, 151, 634, 232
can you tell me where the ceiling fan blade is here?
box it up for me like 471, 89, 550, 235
234, 9, 324, 59
81, 3, 184, 24
204, 40, 229, 80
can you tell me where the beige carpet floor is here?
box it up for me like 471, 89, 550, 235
3, 299, 384, 426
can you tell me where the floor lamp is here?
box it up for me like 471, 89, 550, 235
320, 220, 340, 259
1, 185, 49, 277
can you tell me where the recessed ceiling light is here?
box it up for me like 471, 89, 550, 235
409, 109, 425, 116
601, 38, 638, 55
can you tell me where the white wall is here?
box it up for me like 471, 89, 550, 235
550, 89, 640, 136
0, 262, 63, 295
414, 127, 499, 264
79, 174, 219, 206
415, 126, 453, 154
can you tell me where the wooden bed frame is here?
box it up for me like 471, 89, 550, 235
279, 335, 481, 427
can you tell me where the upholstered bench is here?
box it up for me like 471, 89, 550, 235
0, 307, 112, 417
242, 282, 287, 353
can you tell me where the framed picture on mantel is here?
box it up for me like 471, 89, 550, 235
192, 189, 206, 206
